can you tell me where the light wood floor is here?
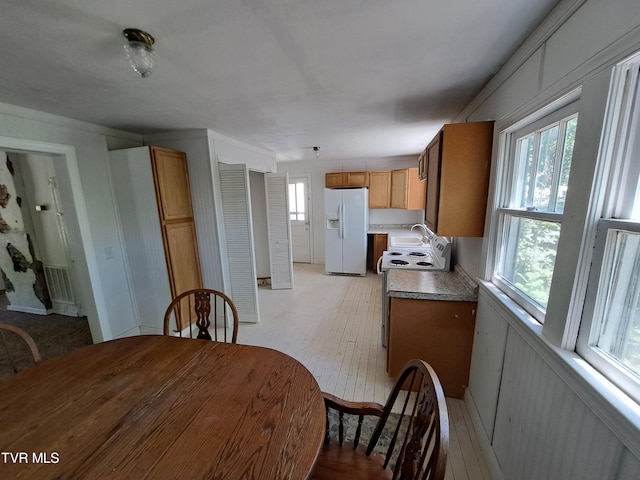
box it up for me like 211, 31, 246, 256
238, 263, 491, 480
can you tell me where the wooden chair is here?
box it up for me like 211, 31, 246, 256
313, 359, 449, 480
163, 288, 239, 343
0, 322, 42, 373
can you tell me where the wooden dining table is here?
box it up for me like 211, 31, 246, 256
0, 335, 326, 479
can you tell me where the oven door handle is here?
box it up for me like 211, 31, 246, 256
376, 255, 383, 275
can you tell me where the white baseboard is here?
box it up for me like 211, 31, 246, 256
114, 326, 142, 338
139, 326, 163, 336
463, 389, 504, 480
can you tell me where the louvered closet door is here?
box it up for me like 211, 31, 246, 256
218, 163, 260, 323
150, 146, 203, 330
265, 173, 293, 289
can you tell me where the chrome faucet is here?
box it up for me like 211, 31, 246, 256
410, 223, 430, 244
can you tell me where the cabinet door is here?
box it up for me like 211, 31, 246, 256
388, 297, 476, 398
391, 168, 424, 210
369, 171, 391, 208
325, 172, 346, 188
373, 234, 388, 267
151, 147, 194, 221
164, 222, 203, 329
405, 167, 425, 210
347, 171, 369, 187
438, 122, 493, 237
390, 169, 408, 208
425, 133, 442, 232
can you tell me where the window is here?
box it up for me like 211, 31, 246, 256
493, 104, 579, 322
577, 53, 640, 402
288, 181, 306, 221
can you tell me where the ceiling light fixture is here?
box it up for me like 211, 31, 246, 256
313, 146, 320, 159
123, 28, 157, 78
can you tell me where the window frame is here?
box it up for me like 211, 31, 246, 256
575, 53, 640, 402
577, 220, 640, 403
492, 102, 580, 323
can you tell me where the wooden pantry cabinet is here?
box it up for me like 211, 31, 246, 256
109, 146, 203, 333
423, 121, 494, 237
325, 171, 369, 188
390, 167, 425, 210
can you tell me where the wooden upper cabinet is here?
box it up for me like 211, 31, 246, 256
390, 167, 425, 210
325, 172, 347, 188
347, 171, 369, 187
425, 121, 494, 237
369, 171, 391, 208
325, 171, 369, 188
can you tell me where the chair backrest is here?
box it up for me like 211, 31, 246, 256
369, 359, 449, 480
0, 323, 42, 374
163, 289, 238, 343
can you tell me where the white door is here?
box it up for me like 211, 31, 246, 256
218, 163, 260, 323
265, 173, 294, 289
289, 175, 312, 263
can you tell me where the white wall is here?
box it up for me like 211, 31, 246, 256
456, 0, 640, 478
277, 156, 423, 264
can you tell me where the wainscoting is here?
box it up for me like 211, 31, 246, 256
468, 283, 640, 479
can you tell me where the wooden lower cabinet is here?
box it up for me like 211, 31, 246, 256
387, 297, 476, 398
373, 234, 388, 269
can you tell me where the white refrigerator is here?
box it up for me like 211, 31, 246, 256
324, 188, 369, 276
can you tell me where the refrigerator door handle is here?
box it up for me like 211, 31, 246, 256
337, 204, 342, 239
340, 203, 345, 239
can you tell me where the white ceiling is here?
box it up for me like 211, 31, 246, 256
0, 0, 559, 162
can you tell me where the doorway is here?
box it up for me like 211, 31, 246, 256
289, 175, 312, 263
1, 152, 83, 316
0, 136, 108, 343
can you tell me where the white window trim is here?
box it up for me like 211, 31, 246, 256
489, 98, 580, 323
575, 52, 640, 402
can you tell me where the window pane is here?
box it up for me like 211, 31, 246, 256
514, 135, 535, 209
289, 184, 296, 214
511, 116, 577, 213
497, 215, 561, 308
534, 125, 559, 211
295, 183, 305, 221
594, 231, 640, 377
556, 117, 577, 212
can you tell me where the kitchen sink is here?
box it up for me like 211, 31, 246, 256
389, 236, 428, 248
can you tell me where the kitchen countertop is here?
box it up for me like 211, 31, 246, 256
386, 266, 478, 302
367, 224, 415, 235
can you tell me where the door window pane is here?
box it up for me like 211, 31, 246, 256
289, 182, 305, 221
